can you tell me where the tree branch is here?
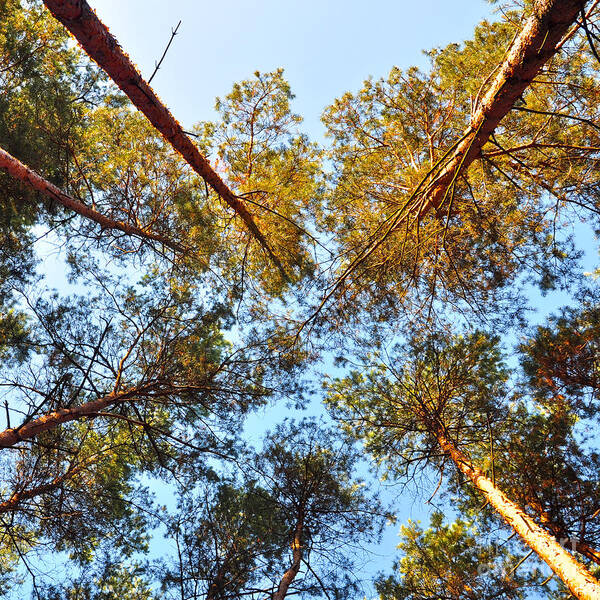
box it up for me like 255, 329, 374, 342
415, 0, 586, 217
42, 0, 286, 277
148, 20, 181, 84
0, 145, 184, 252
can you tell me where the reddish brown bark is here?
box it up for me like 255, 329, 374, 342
0, 460, 91, 513
436, 429, 600, 600
575, 541, 600, 567
42, 0, 283, 273
0, 389, 136, 449
0, 145, 183, 251
416, 0, 585, 217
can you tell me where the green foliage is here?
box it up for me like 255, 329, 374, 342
0, 308, 28, 364
197, 69, 324, 297
161, 420, 386, 600
321, 11, 598, 326
0, 543, 21, 597
255, 419, 386, 554
1, 1, 600, 598
162, 480, 285, 600
520, 303, 600, 416
40, 561, 157, 600
0, 0, 103, 359
325, 332, 508, 479
0, 0, 100, 254
71, 98, 220, 263
0, 0, 97, 182
377, 512, 535, 599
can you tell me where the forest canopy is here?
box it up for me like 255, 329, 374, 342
1, 0, 600, 599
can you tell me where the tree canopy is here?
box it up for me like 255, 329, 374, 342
1, 0, 600, 598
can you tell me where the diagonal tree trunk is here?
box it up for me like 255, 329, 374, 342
573, 540, 600, 568
42, 0, 284, 275
525, 494, 600, 567
415, 0, 585, 217
434, 427, 600, 600
0, 145, 183, 252
0, 458, 94, 513
0, 388, 139, 449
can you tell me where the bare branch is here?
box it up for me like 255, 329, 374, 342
148, 20, 181, 84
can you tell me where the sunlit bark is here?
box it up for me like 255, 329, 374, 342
272, 518, 303, 600
0, 388, 137, 449
417, 0, 585, 216
42, 0, 284, 273
435, 428, 600, 600
0, 145, 183, 251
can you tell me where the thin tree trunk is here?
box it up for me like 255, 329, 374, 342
575, 541, 600, 567
416, 0, 585, 217
272, 518, 303, 600
0, 145, 183, 251
0, 459, 93, 513
435, 428, 600, 600
206, 568, 226, 600
42, 0, 285, 275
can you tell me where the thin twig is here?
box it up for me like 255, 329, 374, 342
580, 6, 600, 65
148, 20, 182, 84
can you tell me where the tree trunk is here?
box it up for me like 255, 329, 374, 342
0, 389, 137, 449
206, 568, 226, 600
416, 0, 585, 217
526, 494, 600, 567
0, 459, 92, 512
42, 0, 284, 275
0, 145, 183, 252
272, 518, 303, 600
435, 429, 600, 600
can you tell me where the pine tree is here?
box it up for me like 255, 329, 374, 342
326, 332, 600, 599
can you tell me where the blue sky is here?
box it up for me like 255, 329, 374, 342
92, 1, 494, 138
27, 2, 600, 596
19, 1, 600, 597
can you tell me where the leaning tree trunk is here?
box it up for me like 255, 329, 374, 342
415, 0, 586, 217
42, 0, 284, 275
0, 146, 183, 251
0, 388, 142, 449
435, 428, 600, 600
526, 494, 600, 567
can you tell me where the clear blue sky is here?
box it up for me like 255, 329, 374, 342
92, 0, 494, 138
